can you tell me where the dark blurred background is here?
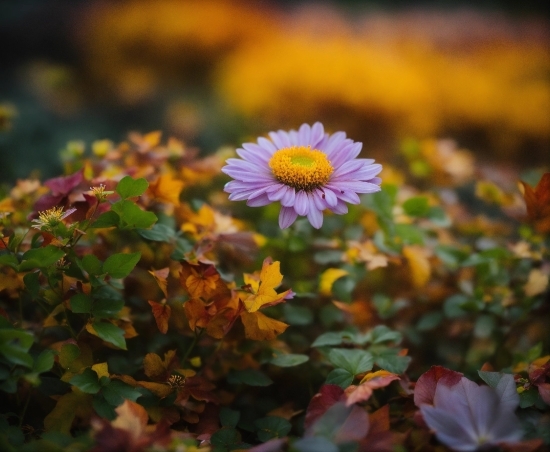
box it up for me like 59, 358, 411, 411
1, 0, 549, 185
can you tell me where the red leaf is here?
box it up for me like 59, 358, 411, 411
521, 173, 550, 233
195, 403, 220, 440
333, 404, 370, 444
45, 169, 84, 195
304, 384, 345, 429
358, 405, 400, 452
413, 365, 463, 407
249, 438, 288, 452
538, 383, 550, 406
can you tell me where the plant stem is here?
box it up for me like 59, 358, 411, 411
18, 390, 31, 428
182, 329, 204, 364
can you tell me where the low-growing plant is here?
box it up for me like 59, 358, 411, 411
0, 125, 548, 451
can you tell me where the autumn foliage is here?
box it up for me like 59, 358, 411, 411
0, 130, 549, 452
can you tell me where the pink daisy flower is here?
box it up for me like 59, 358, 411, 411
222, 122, 382, 229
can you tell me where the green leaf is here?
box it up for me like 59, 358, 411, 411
101, 380, 141, 406
92, 299, 125, 318
416, 312, 443, 331
0, 329, 34, 368
91, 321, 127, 349
69, 368, 101, 394
283, 304, 313, 326
311, 332, 346, 348
90, 210, 120, 229
92, 395, 117, 420
443, 294, 470, 318
403, 196, 430, 217
23, 272, 41, 298
220, 407, 240, 428
328, 349, 373, 375
0, 253, 19, 270
211, 428, 241, 448
394, 224, 424, 245
116, 176, 148, 199
325, 368, 354, 388
19, 246, 65, 271
111, 200, 157, 229
293, 437, 338, 452
33, 349, 56, 374
373, 351, 411, 374
137, 223, 175, 242
519, 388, 539, 408
70, 293, 93, 314
81, 255, 103, 276
227, 369, 273, 386
269, 354, 309, 367
102, 252, 141, 279
370, 325, 402, 344
255, 416, 291, 442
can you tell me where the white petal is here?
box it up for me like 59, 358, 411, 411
310, 122, 325, 147
279, 206, 298, 229
247, 193, 272, 207
257, 137, 277, 153
281, 187, 296, 207
294, 191, 309, 216
298, 123, 311, 146
307, 207, 324, 229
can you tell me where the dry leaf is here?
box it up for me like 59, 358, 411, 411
242, 259, 291, 312
240, 310, 288, 341
403, 245, 431, 288
148, 300, 171, 334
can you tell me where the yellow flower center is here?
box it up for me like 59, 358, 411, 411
269, 146, 333, 191
37, 207, 65, 226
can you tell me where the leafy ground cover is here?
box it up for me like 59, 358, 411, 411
0, 128, 548, 451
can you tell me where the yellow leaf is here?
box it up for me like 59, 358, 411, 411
92, 362, 109, 379
403, 245, 431, 288
44, 388, 92, 434
359, 370, 398, 384
240, 310, 288, 341
149, 173, 185, 205
143, 130, 162, 148
524, 269, 548, 297
190, 356, 202, 367
243, 259, 291, 312
143, 353, 166, 380
137, 381, 173, 398
319, 268, 349, 296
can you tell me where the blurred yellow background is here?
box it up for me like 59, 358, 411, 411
1, 0, 548, 182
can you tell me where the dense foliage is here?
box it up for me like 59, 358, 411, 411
0, 130, 549, 451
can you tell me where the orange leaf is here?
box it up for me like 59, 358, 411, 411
143, 350, 178, 381
111, 400, 148, 440
240, 310, 288, 341
345, 371, 400, 406
180, 262, 229, 300
149, 173, 185, 205
243, 259, 291, 312
183, 298, 210, 331
148, 300, 171, 334
148, 268, 169, 298
521, 173, 550, 233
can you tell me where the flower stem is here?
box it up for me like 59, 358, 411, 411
182, 329, 204, 364
18, 389, 31, 429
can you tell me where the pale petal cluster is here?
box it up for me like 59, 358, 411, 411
420, 375, 523, 451
222, 122, 382, 229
